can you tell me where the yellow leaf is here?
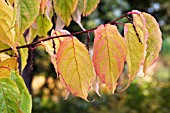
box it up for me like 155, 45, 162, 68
142, 12, 162, 74
57, 37, 95, 100
0, 57, 18, 78
0, 0, 17, 54
92, 24, 126, 94
0, 53, 10, 61
124, 23, 145, 80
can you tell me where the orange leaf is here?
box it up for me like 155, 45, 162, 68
92, 24, 126, 94
57, 37, 95, 100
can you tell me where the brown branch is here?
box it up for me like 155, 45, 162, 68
0, 13, 129, 53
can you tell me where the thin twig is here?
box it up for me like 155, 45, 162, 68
0, 13, 129, 53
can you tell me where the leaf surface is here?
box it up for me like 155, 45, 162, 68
10, 70, 32, 113
0, 0, 17, 54
0, 78, 22, 113
57, 37, 95, 100
0, 57, 18, 78
54, 0, 78, 26
124, 23, 145, 80
142, 12, 162, 74
83, 0, 100, 16
36, 13, 52, 37
16, 0, 41, 36
92, 24, 126, 93
19, 36, 28, 72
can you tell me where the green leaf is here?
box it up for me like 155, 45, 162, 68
10, 70, 32, 113
83, 0, 100, 16
15, 0, 41, 36
0, 78, 22, 113
142, 12, 162, 74
54, 0, 78, 26
36, 13, 52, 37
19, 36, 28, 72
124, 23, 145, 80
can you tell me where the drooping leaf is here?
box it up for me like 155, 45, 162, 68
0, 0, 17, 54
54, 0, 78, 26
41, 30, 68, 72
0, 78, 22, 113
26, 23, 38, 44
0, 57, 18, 78
15, 0, 41, 36
19, 36, 28, 72
55, 14, 65, 30
92, 24, 126, 93
72, 0, 85, 30
36, 13, 52, 37
57, 37, 95, 100
142, 12, 162, 74
124, 23, 145, 80
83, 0, 100, 16
10, 70, 32, 113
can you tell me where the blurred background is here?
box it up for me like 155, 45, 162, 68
24, 0, 170, 113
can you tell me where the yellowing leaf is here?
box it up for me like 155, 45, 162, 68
16, 0, 41, 36
0, 57, 18, 78
83, 0, 100, 16
92, 24, 126, 94
36, 13, 52, 37
124, 23, 145, 80
0, 0, 17, 54
19, 36, 28, 72
132, 11, 148, 45
41, 30, 68, 72
142, 12, 162, 74
57, 37, 95, 100
54, 0, 78, 26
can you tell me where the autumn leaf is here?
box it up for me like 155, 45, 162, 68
19, 36, 28, 72
92, 24, 126, 94
40, 0, 48, 14
142, 12, 162, 74
15, 0, 41, 36
54, 0, 78, 26
36, 13, 52, 37
0, 57, 18, 78
124, 23, 145, 80
57, 37, 95, 100
0, 0, 17, 54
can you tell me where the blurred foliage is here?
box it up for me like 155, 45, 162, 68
31, 0, 170, 113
